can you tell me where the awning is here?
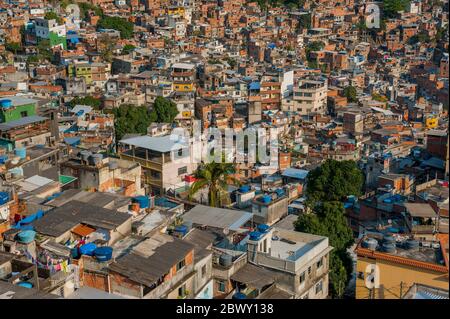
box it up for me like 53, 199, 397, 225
71, 224, 96, 237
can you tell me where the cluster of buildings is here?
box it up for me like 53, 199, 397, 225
0, 0, 449, 299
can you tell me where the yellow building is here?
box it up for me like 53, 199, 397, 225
167, 6, 185, 16
425, 116, 438, 129
172, 62, 196, 93
355, 234, 449, 299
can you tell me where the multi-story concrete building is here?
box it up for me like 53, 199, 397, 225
247, 225, 333, 299
292, 77, 328, 115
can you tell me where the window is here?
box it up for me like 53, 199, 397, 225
176, 259, 186, 271
178, 166, 187, 175
178, 285, 186, 297
299, 271, 306, 284
218, 280, 226, 292
315, 280, 323, 294
20, 111, 28, 117
201, 265, 207, 278
308, 266, 312, 275
317, 257, 323, 269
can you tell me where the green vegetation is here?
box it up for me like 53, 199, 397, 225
98, 35, 115, 62
297, 13, 311, 31
37, 39, 53, 62
112, 105, 154, 140
44, 11, 63, 24
151, 96, 179, 123
305, 159, 364, 205
435, 26, 447, 42
121, 44, 136, 55
5, 42, 21, 54
305, 41, 325, 62
225, 57, 237, 68
189, 162, 238, 207
111, 97, 178, 140
295, 160, 362, 298
383, 0, 410, 18
97, 16, 134, 39
343, 86, 358, 103
372, 93, 388, 102
408, 32, 431, 45
294, 201, 354, 298
79, 2, 104, 18
68, 96, 101, 109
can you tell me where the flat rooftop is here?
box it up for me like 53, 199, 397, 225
270, 227, 329, 261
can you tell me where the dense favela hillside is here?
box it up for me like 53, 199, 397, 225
0, 0, 448, 300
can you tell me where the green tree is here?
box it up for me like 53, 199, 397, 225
297, 13, 311, 32
121, 44, 136, 55
5, 42, 21, 54
68, 96, 101, 109
78, 2, 104, 19
305, 41, 325, 61
150, 96, 179, 123
98, 34, 115, 62
112, 104, 154, 140
44, 11, 63, 24
97, 16, 134, 39
37, 39, 53, 61
343, 86, 358, 103
294, 201, 354, 298
383, 0, 410, 18
305, 159, 364, 204
408, 32, 431, 45
189, 162, 238, 207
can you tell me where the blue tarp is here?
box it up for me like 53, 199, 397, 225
282, 168, 309, 180
64, 136, 81, 146
249, 82, 260, 90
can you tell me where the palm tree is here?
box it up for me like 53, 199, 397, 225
188, 162, 239, 207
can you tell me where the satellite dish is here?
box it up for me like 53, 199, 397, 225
223, 228, 229, 235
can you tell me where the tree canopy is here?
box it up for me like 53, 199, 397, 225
68, 96, 101, 109
305, 159, 364, 204
343, 86, 358, 103
294, 201, 354, 297
97, 16, 134, 39
112, 104, 154, 140
151, 96, 179, 123
121, 44, 136, 55
383, 0, 410, 18
44, 11, 63, 24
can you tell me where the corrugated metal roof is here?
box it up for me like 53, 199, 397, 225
0, 115, 48, 131
119, 135, 188, 153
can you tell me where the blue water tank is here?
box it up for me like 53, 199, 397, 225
17, 230, 36, 243
257, 224, 270, 233
94, 247, 113, 262
133, 196, 149, 209
17, 282, 33, 289
0, 155, 8, 164
249, 231, 262, 241
239, 185, 250, 193
0, 99, 12, 108
175, 225, 188, 236
0, 191, 10, 205
261, 195, 272, 204
79, 243, 97, 256
15, 147, 27, 159
232, 292, 247, 299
